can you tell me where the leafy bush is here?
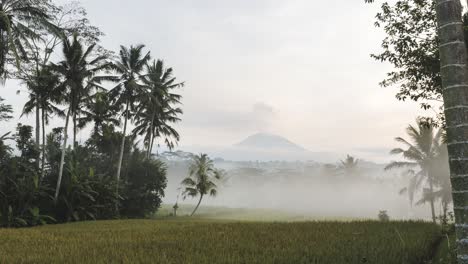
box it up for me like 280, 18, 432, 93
0, 124, 168, 227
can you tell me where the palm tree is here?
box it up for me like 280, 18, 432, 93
338, 154, 359, 177
22, 66, 62, 175
78, 91, 120, 137
435, 0, 468, 259
181, 154, 223, 216
385, 119, 444, 223
109, 45, 150, 189
50, 34, 111, 201
0, 0, 60, 77
133, 60, 183, 159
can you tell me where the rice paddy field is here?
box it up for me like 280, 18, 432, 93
0, 218, 444, 264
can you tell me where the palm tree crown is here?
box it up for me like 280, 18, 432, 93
181, 154, 223, 216
386, 119, 447, 223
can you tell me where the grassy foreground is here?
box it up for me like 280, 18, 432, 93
0, 219, 442, 264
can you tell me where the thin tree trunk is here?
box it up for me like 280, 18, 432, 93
35, 100, 40, 169
55, 108, 71, 201
428, 178, 437, 224
435, 0, 468, 261
149, 135, 155, 159
116, 101, 130, 192
41, 107, 46, 179
73, 113, 77, 149
147, 109, 156, 159
190, 194, 203, 217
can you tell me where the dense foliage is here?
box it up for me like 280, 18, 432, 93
0, 1, 181, 227
369, 0, 468, 122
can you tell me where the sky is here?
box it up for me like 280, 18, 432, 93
0, 0, 432, 161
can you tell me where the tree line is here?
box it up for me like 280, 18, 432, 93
0, 0, 183, 226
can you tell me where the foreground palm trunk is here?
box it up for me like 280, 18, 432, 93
435, 0, 468, 262
55, 108, 71, 201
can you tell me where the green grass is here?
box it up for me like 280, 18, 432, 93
432, 232, 456, 264
0, 219, 442, 264
155, 204, 357, 221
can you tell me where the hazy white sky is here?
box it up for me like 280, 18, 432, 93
1, 0, 431, 160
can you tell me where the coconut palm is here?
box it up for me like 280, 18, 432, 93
0, 0, 59, 76
339, 154, 359, 177
78, 91, 120, 137
385, 119, 444, 223
181, 154, 223, 216
434, 0, 468, 257
22, 66, 63, 174
133, 60, 183, 158
109, 45, 150, 189
50, 33, 112, 201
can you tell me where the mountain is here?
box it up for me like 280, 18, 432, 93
177, 133, 342, 162
235, 133, 306, 152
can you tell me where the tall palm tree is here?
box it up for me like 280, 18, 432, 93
385, 119, 444, 223
181, 154, 223, 216
78, 91, 120, 137
50, 34, 111, 201
109, 45, 150, 190
133, 60, 183, 159
0, 0, 58, 76
435, 0, 468, 260
22, 66, 62, 175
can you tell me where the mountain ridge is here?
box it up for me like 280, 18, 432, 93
234, 132, 307, 152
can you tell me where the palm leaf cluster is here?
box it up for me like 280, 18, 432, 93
181, 154, 224, 216
386, 119, 450, 222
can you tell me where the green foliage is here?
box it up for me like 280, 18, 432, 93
387, 118, 450, 223
181, 154, 225, 216
0, 124, 53, 227
0, 96, 12, 121
0, 220, 443, 264
120, 149, 167, 218
0, 0, 178, 228
378, 210, 390, 222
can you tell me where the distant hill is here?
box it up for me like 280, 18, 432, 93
174, 133, 343, 162
235, 133, 306, 152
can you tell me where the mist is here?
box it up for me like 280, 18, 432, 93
162, 156, 441, 221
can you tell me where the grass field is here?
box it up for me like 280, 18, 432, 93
0, 219, 443, 264
155, 204, 358, 221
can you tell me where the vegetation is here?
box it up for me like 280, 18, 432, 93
386, 118, 450, 223
181, 154, 225, 216
0, 1, 182, 227
0, 219, 443, 264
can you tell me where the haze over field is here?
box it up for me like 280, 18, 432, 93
160, 133, 436, 221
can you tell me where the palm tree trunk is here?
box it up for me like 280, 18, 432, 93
116, 101, 130, 190
428, 178, 437, 224
190, 194, 203, 216
35, 100, 40, 169
73, 113, 77, 149
55, 108, 71, 201
435, 0, 468, 261
147, 109, 156, 159
41, 107, 46, 179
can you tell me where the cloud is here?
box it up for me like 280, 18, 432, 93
183, 102, 278, 133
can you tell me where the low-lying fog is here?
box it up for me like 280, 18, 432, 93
162, 156, 438, 220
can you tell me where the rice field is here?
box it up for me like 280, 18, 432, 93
0, 219, 442, 264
